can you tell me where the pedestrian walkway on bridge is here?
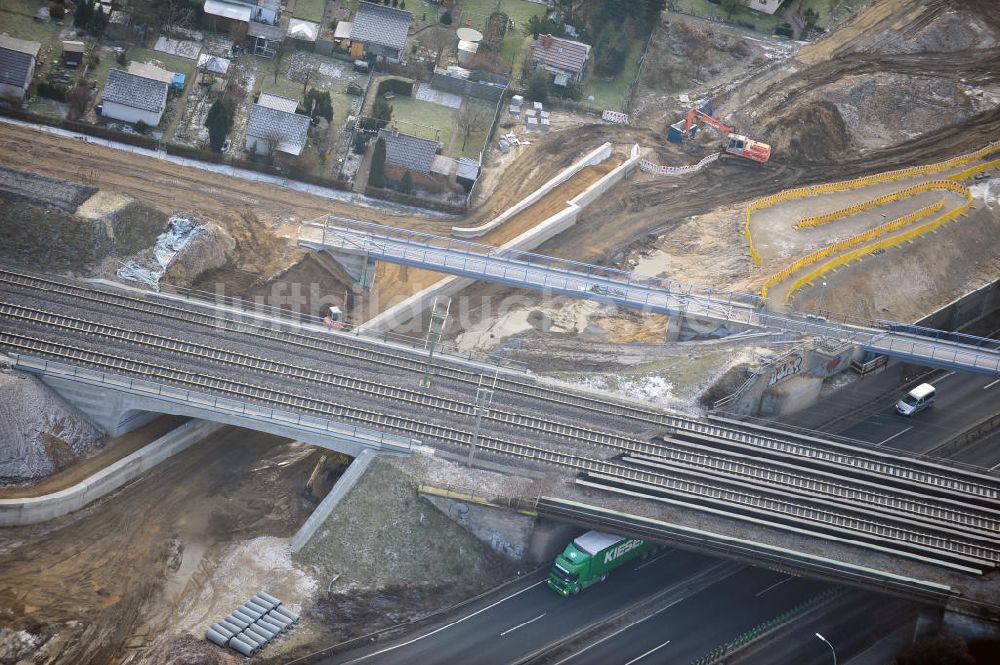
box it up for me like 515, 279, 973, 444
299, 218, 1000, 376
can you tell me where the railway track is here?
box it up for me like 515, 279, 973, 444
3, 332, 999, 573
3, 302, 998, 539
2, 269, 998, 507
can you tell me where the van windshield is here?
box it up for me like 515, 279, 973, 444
901, 394, 920, 406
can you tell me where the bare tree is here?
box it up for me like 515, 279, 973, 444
456, 103, 491, 152
422, 27, 454, 68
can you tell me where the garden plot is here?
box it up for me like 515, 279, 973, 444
154, 35, 202, 60
414, 83, 463, 109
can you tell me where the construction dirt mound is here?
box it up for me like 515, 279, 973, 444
771, 100, 852, 164
727, 0, 1000, 163
135, 634, 240, 665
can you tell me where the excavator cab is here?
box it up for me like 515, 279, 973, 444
726, 133, 771, 163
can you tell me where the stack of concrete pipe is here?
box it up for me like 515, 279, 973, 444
204, 591, 300, 657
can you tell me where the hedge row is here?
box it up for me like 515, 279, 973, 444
376, 77, 413, 97
364, 185, 466, 214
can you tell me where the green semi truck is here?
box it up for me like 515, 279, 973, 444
547, 531, 657, 597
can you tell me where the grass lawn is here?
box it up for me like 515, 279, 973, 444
454, 97, 496, 159
0, 0, 65, 46
670, 0, 781, 33
293, 0, 326, 23
800, 0, 870, 29
460, 0, 547, 68
409, 0, 443, 31
385, 95, 457, 145
581, 36, 644, 111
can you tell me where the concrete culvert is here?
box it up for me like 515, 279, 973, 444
226, 614, 250, 630
247, 600, 270, 614
238, 630, 265, 649
258, 618, 285, 634
273, 606, 299, 623
211, 622, 236, 638
226, 612, 253, 632
246, 624, 272, 643
251, 594, 277, 610
258, 591, 281, 606
205, 627, 230, 647
251, 622, 278, 640
229, 635, 256, 656
237, 609, 261, 622
265, 609, 291, 627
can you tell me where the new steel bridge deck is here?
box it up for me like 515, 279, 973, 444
299, 218, 1000, 376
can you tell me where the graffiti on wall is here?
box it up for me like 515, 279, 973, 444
769, 354, 802, 386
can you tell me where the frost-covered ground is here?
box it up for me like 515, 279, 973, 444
0, 367, 102, 483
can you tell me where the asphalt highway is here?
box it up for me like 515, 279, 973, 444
550, 567, 828, 665
779, 357, 1000, 466
327, 552, 833, 665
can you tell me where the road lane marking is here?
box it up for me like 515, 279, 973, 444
500, 613, 546, 637
984, 378, 1000, 389
340, 581, 545, 662
878, 427, 912, 446
550, 597, 688, 665
634, 550, 673, 571
624, 640, 671, 665
754, 575, 793, 597
931, 372, 955, 383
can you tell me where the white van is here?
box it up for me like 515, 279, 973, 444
896, 383, 935, 416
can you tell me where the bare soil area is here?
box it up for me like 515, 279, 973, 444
0, 426, 324, 665
357, 159, 622, 324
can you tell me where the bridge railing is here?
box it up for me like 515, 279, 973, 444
875, 322, 1000, 351
307, 218, 1000, 375
12, 355, 414, 454
315, 217, 766, 310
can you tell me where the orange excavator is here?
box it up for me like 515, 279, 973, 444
675, 106, 772, 163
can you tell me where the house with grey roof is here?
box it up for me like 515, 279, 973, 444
202, 0, 284, 56
246, 93, 311, 157
531, 34, 591, 86
101, 68, 169, 126
376, 129, 439, 174
350, 2, 412, 62
0, 35, 41, 101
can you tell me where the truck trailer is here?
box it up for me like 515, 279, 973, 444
547, 531, 656, 597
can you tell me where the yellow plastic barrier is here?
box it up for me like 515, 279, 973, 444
759, 199, 944, 298
784, 187, 973, 303
742, 139, 998, 264
794, 180, 968, 229
947, 158, 1000, 183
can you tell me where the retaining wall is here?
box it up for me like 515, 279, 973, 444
419, 486, 577, 565
361, 145, 641, 331
430, 72, 508, 103
0, 419, 223, 526
290, 449, 377, 552
452, 142, 613, 238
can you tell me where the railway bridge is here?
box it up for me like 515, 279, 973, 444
1, 269, 999, 603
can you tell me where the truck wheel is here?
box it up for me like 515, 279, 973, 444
571, 586, 580, 595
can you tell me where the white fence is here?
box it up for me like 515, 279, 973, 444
601, 110, 630, 124
640, 152, 720, 176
